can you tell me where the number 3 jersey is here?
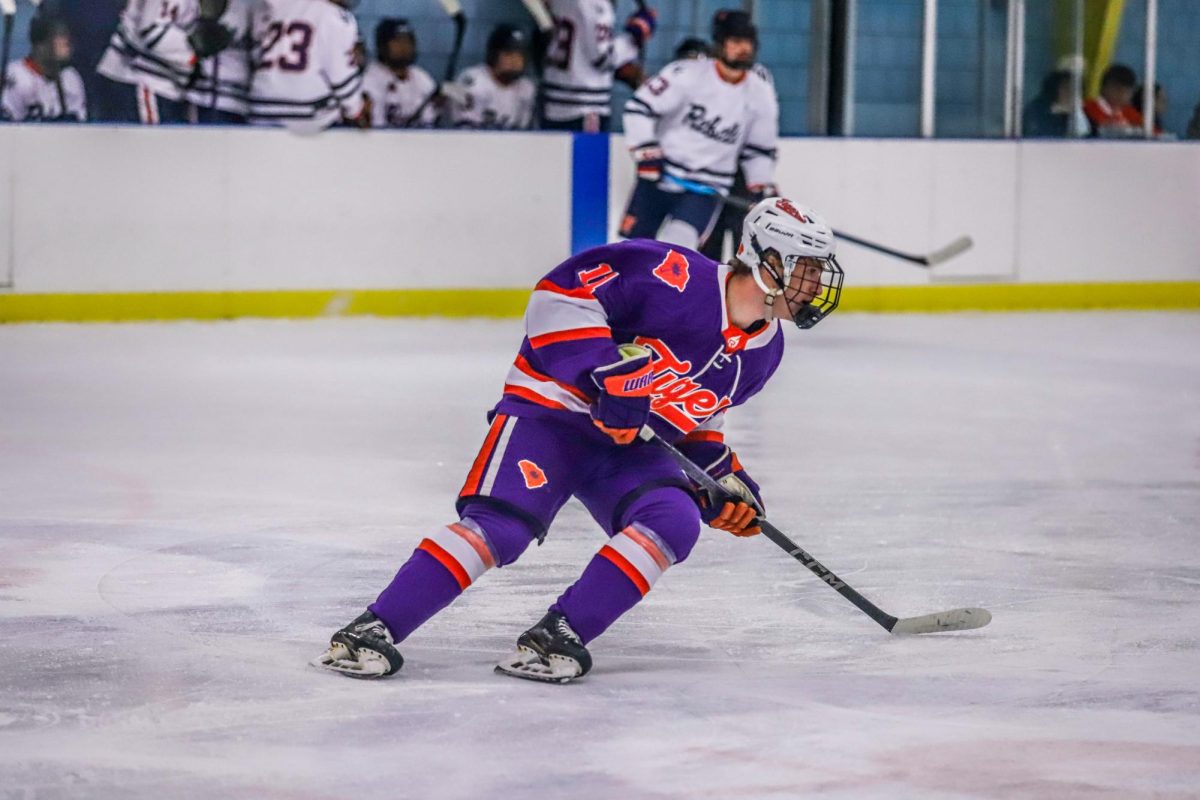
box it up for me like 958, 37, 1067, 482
540, 0, 640, 124
493, 239, 784, 443
248, 0, 363, 127
623, 57, 779, 194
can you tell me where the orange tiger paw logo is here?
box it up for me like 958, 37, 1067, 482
518, 459, 548, 489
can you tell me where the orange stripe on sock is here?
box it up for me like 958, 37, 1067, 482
419, 539, 471, 590
448, 522, 495, 569
621, 526, 671, 571
599, 545, 650, 596
459, 414, 507, 497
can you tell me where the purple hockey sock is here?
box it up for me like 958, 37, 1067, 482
369, 548, 464, 643
554, 523, 677, 644
553, 555, 645, 644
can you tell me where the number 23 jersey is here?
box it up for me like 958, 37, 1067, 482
248, 0, 364, 127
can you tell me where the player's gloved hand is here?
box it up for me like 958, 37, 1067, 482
746, 182, 779, 202
624, 6, 658, 48
683, 443, 764, 537
189, 18, 234, 58
632, 145, 664, 182
589, 344, 655, 445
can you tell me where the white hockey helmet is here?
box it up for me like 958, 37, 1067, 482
737, 197, 844, 329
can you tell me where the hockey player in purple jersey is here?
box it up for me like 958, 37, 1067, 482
311, 197, 844, 683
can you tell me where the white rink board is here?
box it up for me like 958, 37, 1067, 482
2, 125, 572, 293
2, 313, 1199, 798
0, 126, 1197, 297
609, 136, 1200, 287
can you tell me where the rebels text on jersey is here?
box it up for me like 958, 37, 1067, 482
449, 65, 535, 130
361, 61, 438, 128
248, 0, 364, 127
494, 239, 783, 443
97, 0, 199, 100
1, 60, 87, 121
623, 58, 778, 193
540, 0, 639, 123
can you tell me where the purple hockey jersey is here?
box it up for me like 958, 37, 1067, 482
493, 239, 784, 444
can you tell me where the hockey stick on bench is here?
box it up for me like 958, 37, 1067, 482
639, 427, 991, 635
662, 175, 974, 268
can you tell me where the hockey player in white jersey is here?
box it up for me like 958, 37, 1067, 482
448, 24, 535, 131
620, 9, 778, 251
361, 18, 438, 129
96, 0, 233, 124
183, 0, 253, 123
536, 0, 657, 132
1, 15, 87, 122
248, 0, 365, 129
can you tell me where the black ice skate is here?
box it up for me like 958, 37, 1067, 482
494, 611, 592, 684
310, 611, 404, 679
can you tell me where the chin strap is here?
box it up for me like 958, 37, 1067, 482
748, 233, 783, 323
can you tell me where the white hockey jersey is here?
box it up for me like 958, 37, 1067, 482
1, 59, 87, 122
360, 61, 438, 128
184, 0, 253, 116
540, 0, 639, 123
248, 0, 364, 128
96, 0, 200, 101
623, 58, 778, 193
448, 65, 534, 130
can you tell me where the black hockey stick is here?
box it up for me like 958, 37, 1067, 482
639, 427, 991, 635
663, 175, 974, 268
402, 1, 466, 128
0, 2, 15, 120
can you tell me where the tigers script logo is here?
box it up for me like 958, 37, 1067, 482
634, 337, 733, 432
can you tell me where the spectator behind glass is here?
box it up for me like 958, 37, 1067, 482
1084, 63, 1144, 137
1131, 83, 1170, 138
1023, 70, 1087, 138
1188, 102, 1200, 140
361, 18, 439, 129
448, 24, 535, 130
1, 14, 87, 122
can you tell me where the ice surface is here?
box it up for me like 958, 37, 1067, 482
1, 313, 1198, 799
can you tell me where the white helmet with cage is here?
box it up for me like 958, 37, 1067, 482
736, 197, 844, 329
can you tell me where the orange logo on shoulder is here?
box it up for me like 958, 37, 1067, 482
518, 459, 548, 489
652, 250, 690, 292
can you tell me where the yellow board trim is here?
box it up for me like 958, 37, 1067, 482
1, 282, 1199, 324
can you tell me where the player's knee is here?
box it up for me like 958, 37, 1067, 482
417, 507, 536, 591
620, 486, 702, 565
459, 503, 538, 567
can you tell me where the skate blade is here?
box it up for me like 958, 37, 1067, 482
309, 644, 392, 679
494, 647, 581, 684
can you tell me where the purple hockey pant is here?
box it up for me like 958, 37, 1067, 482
369, 413, 701, 645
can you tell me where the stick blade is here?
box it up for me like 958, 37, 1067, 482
924, 235, 974, 267
890, 607, 991, 635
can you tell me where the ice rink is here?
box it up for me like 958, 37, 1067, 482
1, 312, 1198, 799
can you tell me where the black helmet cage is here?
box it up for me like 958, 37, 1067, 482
750, 234, 844, 330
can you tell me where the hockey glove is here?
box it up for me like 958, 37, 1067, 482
189, 18, 234, 58
590, 344, 655, 445
632, 145, 664, 182
624, 6, 658, 48
681, 441, 764, 537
